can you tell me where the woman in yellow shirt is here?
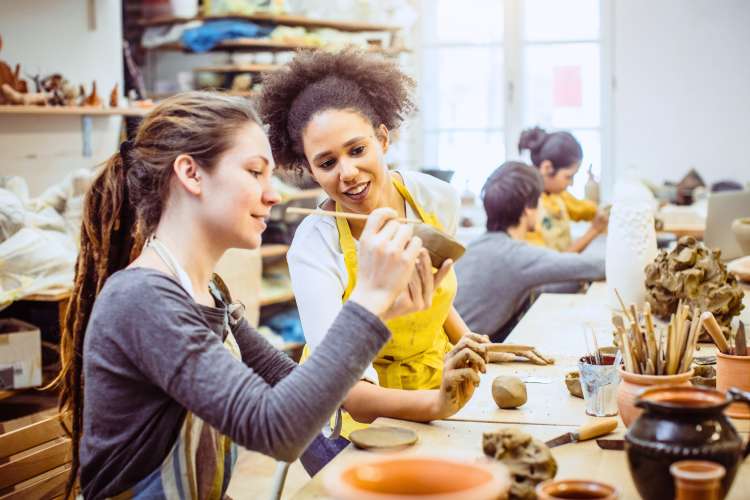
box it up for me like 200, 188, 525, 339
519, 127, 608, 252
258, 49, 488, 474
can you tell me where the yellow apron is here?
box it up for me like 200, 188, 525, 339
527, 191, 598, 251
300, 174, 456, 438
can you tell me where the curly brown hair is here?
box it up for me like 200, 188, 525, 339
258, 48, 416, 175
50, 91, 261, 498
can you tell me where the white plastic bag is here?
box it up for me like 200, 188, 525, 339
0, 228, 76, 310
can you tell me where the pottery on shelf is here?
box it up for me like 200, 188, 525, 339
323, 456, 510, 500
731, 217, 750, 256
716, 351, 750, 419
616, 367, 693, 428
625, 385, 750, 500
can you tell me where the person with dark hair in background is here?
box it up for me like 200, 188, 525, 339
454, 162, 605, 341
518, 127, 608, 253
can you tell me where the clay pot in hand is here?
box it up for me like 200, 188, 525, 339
617, 367, 693, 427
731, 218, 750, 256
625, 385, 750, 500
412, 223, 465, 268
324, 456, 510, 500
536, 479, 619, 500
717, 352, 750, 418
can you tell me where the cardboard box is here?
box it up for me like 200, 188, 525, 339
0, 318, 42, 390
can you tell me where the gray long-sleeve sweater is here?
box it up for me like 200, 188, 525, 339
454, 231, 605, 339
81, 268, 390, 499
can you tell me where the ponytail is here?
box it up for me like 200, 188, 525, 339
53, 150, 141, 498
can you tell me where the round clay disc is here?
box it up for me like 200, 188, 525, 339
349, 426, 418, 450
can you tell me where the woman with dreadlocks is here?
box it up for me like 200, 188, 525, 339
258, 49, 490, 474
52, 91, 464, 498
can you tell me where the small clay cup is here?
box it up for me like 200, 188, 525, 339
324, 456, 510, 500
716, 352, 750, 418
565, 371, 583, 399
412, 224, 465, 268
731, 217, 750, 256
535, 479, 619, 499
670, 460, 725, 500
617, 367, 693, 427
689, 365, 716, 389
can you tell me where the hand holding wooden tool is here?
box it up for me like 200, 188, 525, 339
544, 418, 618, 448
285, 207, 466, 267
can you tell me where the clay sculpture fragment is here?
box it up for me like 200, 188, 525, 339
483, 428, 557, 499
492, 376, 527, 409
645, 236, 744, 339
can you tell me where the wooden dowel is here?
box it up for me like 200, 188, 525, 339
286, 206, 422, 224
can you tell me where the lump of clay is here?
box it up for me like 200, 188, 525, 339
492, 376, 527, 409
565, 371, 583, 398
483, 427, 557, 499
690, 365, 716, 389
645, 236, 744, 338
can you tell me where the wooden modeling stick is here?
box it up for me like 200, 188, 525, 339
285, 206, 422, 224
286, 207, 466, 268
700, 311, 730, 354
643, 302, 658, 369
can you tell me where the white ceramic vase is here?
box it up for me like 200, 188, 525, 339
606, 171, 658, 308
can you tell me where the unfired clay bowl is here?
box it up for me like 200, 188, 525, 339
324, 456, 510, 500
412, 224, 465, 268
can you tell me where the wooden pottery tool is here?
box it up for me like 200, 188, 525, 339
348, 426, 418, 450
544, 418, 618, 448
285, 206, 465, 267
700, 311, 730, 354
735, 322, 747, 356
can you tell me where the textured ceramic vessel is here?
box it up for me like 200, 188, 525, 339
625, 386, 750, 500
606, 173, 658, 308
323, 456, 510, 500
716, 352, 750, 418
731, 218, 750, 256
617, 367, 693, 427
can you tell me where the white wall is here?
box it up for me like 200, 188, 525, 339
612, 0, 750, 189
0, 0, 124, 195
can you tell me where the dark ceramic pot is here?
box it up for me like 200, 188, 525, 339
624, 386, 750, 500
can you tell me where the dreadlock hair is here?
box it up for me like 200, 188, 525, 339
50, 91, 261, 498
258, 48, 416, 175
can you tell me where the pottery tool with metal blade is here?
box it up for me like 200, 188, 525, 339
285, 206, 465, 267
596, 439, 625, 450
544, 418, 618, 448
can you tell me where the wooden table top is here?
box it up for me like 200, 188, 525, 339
292, 418, 749, 499
292, 282, 750, 499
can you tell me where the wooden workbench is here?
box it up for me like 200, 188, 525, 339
293, 284, 750, 499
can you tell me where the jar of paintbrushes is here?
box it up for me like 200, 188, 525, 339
612, 294, 703, 427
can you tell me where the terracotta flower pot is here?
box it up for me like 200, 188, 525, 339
617, 367, 694, 427
731, 218, 750, 256
717, 352, 750, 419
323, 456, 511, 500
536, 479, 619, 499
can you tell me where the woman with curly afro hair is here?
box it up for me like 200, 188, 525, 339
259, 49, 490, 473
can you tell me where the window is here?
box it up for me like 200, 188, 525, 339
420, 0, 607, 198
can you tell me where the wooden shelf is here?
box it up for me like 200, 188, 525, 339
0, 105, 151, 117
149, 39, 407, 55
260, 244, 289, 258
259, 290, 295, 307
138, 13, 399, 33
193, 64, 280, 73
